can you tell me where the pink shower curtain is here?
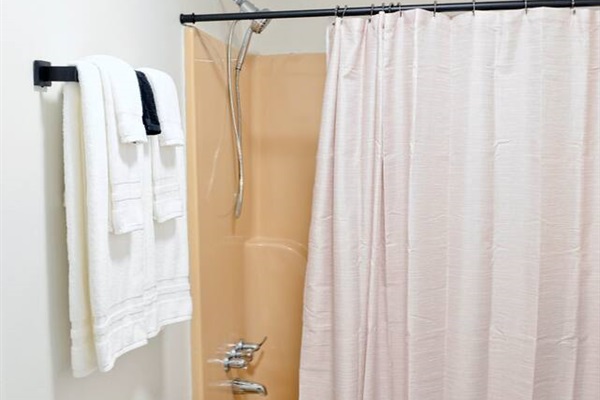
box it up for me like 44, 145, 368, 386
300, 8, 599, 400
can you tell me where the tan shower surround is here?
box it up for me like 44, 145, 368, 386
184, 28, 326, 400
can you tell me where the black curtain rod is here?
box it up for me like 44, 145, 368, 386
180, 0, 600, 23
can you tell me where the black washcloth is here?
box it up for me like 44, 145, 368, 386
135, 70, 162, 135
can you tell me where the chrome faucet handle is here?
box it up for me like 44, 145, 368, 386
222, 356, 248, 372
226, 348, 254, 362
222, 336, 266, 371
232, 336, 268, 354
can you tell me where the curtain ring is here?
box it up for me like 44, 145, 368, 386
472, 0, 476, 16
524, 0, 528, 14
433, 0, 437, 18
369, 3, 375, 22
572, 0, 576, 14
341, 4, 348, 19
398, 1, 403, 17
387, 3, 393, 13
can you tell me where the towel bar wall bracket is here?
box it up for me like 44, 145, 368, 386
33, 60, 79, 88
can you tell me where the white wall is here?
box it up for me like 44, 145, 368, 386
249, 0, 371, 54
0, 1, 228, 399
250, 0, 512, 54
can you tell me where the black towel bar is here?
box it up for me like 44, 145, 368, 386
33, 60, 78, 88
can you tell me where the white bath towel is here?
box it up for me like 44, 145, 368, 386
139, 68, 185, 222
88, 56, 145, 234
63, 81, 98, 377
64, 61, 192, 377
145, 146, 192, 338
64, 61, 146, 376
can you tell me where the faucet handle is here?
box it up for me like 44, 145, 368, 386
232, 336, 267, 354
222, 337, 267, 372
222, 356, 248, 372
226, 348, 254, 362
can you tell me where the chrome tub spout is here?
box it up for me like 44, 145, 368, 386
231, 378, 268, 396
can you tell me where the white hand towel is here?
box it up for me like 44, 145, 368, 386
139, 68, 185, 222
150, 137, 184, 222
64, 61, 192, 377
88, 55, 147, 144
137, 68, 184, 146
88, 56, 144, 234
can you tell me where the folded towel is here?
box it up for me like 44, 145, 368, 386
146, 135, 192, 337
63, 81, 98, 377
87, 55, 147, 144
139, 68, 185, 222
135, 71, 161, 135
137, 69, 190, 337
137, 68, 185, 146
150, 137, 184, 222
65, 61, 147, 376
65, 61, 192, 377
88, 56, 144, 234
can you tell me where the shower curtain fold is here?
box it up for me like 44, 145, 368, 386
300, 8, 599, 400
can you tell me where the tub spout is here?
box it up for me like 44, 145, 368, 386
231, 378, 268, 396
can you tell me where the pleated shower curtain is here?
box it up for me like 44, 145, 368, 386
300, 8, 599, 400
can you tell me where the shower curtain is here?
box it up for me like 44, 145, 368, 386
300, 8, 599, 400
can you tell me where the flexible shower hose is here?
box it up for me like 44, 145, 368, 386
227, 21, 246, 219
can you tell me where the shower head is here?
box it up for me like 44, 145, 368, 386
233, 0, 271, 33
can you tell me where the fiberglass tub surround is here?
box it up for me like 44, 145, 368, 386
185, 26, 325, 400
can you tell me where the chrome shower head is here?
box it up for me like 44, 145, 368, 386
233, 0, 271, 33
